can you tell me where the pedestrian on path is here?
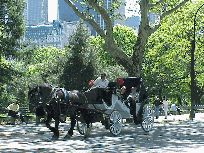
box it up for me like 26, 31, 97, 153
154, 96, 160, 119
170, 103, 177, 115
162, 96, 169, 119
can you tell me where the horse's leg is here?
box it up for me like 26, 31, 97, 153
45, 112, 59, 140
45, 113, 55, 138
51, 102, 61, 140
84, 111, 92, 138
64, 107, 76, 139
52, 117, 60, 140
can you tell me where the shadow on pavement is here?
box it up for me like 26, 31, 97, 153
0, 117, 203, 152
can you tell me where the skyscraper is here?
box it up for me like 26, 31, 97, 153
58, 0, 125, 36
58, 0, 82, 22
24, 0, 48, 26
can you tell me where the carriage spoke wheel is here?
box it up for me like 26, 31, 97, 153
77, 120, 92, 135
141, 104, 154, 132
109, 110, 122, 136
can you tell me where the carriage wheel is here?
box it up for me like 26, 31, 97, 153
77, 120, 92, 135
109, 110, 122, 136
141, 104, 154, 132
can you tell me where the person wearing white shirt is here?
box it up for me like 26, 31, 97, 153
6, 101, 23, 125
86, 73, 109, 103
162, 96, 169, 119
93, 73, 109, 88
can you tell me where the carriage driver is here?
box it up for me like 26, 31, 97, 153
88, 73, 109, 103
93, 72, 109, 88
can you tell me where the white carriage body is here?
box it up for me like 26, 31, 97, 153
87, 94, 141, 119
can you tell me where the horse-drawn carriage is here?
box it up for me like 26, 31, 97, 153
28, 77, 154, 140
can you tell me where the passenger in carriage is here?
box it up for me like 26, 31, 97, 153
125, 87, 139, 122
127, 87, 139, 102
120, 86, 127, 102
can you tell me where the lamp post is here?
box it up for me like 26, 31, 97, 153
190, 3, 204, 120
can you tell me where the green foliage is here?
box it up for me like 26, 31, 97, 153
113, 24, 137, 56
25, 46, 68, 86
0, 45, 68, 107
143, 1, 204, 104
90, 24, 137, 66
0, 0, 25, 106
0, 0, 25, 56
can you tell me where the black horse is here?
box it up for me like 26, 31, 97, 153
28, 83, 94, 140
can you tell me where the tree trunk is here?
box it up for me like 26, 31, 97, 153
103, 37, 137, 76
177, 96, 182, 106
132, 0, 150, 77
158, 87, 162, 101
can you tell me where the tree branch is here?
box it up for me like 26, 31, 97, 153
160, 0, 189, 20
148, 0, 189, 36
87, 0, 113, 37
64, 0, 106, 38
169, 81, 189, 89
148, 0, 165, 8
148, 23, 162, 35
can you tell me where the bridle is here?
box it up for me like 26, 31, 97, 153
28, 85, 56, 108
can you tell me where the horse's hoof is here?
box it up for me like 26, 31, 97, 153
84, 127, 91, 138
64, 134, 71, 139
51, 135, 59, 140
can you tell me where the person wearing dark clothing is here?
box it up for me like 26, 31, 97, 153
154, 96, 160, 119
125, 87, 139, 124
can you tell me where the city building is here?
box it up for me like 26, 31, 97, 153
125, 0, 139, 18
23, 20, 78, 49
58, 0, 126, 36
23, 0, 48, 26
22, 0, 150, 48
58, 0, 82, 22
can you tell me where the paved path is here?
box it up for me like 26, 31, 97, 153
0, 113, 204, 153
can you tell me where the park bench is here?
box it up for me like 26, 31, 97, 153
194, 105, 204, 113
0, 107, 34, 124
179, 105, 204, 114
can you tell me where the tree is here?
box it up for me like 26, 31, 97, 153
143, 1, 204, 104
0, 0, 25, 57
64, 0, 189, 76
0, 45, 69, 106
0, 0, 25, 103
60, 20, 95, 90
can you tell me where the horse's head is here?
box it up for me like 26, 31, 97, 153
28, 83, 53, 112
28, 86, 40, 112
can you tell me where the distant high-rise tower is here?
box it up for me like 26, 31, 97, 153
58, 0, 125, 36
58, 0, 82, 22
24, 0, 48, 26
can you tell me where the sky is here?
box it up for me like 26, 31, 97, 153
48, 0, 58, 22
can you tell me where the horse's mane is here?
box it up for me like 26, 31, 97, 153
28, 86, 37, 96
